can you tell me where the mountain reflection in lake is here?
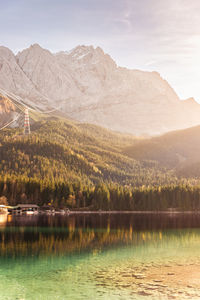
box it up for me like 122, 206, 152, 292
0, 213, 200, 299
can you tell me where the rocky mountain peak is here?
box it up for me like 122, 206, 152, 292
30, 43, 42, 49
16, 43, 52, 65
181, 97, 200, 110
0, 46, 15, 62
1, 43, 200, 135
58, 45, 116, 69
16, 43, 55, 80
183, 97, 198, 105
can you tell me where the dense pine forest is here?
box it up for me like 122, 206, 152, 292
1, 118, 200, 210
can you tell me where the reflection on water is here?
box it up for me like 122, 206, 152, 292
0, 213, 8, 225
0, 214, 200, 299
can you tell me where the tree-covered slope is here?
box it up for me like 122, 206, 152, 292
0, 119, 177, 186
124, 125, 200, 175
1, 119, 200, 210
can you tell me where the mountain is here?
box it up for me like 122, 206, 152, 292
124, 125, 200, 178
1, 43, 200, 135
0, 46, 49, 110
0, 94, 17, 127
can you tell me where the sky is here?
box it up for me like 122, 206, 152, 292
1, 0, 200, 100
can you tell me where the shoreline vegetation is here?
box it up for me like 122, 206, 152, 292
2, 210, 200, 215
1, 177, 200, 211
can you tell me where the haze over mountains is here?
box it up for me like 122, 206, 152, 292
0, 43, 200, 135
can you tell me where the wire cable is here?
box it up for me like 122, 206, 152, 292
0, 113, 22, 131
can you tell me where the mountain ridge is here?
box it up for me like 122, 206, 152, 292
1, 43, 200, 135
124, 124, 200, 178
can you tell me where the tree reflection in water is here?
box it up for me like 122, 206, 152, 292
0, 213, 200, 258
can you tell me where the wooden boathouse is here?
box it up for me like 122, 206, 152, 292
11, 204, 39, 214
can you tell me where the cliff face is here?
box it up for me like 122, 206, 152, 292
0, 94, 18, 127
0, 43, 200, 135
0, 95, 14, 113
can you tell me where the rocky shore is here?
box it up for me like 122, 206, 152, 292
92, 259, 200, 299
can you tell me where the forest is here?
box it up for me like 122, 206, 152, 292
0, 119, 200, 210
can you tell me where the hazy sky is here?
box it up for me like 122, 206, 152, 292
1, 0, 200, 100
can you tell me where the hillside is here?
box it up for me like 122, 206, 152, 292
1, 119, 200, 210
0, 118, 186, 207
0, 94, 18, 127
0, 119, 176, 186
124, 125, 200, 177
1, 44, 200, 135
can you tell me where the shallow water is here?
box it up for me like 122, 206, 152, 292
0, 213, 200, 299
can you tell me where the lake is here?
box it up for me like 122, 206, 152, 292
0, 213, 200, 299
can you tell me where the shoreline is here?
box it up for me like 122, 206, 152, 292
68, 210, 200, 214
6, 209, 200, 216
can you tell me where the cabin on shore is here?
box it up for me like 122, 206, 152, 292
11, 204, 39, 214
0, 205, 8, 214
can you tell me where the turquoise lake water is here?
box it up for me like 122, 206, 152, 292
0, 213, 200, 299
